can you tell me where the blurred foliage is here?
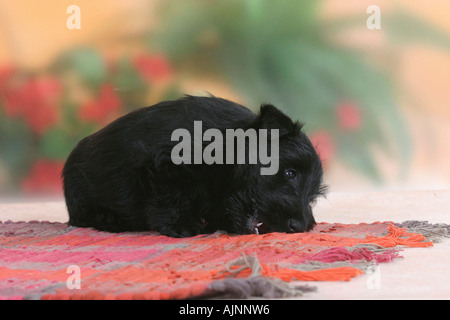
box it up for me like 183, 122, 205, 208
0, 49, 180, 195
153, 0, 450, 182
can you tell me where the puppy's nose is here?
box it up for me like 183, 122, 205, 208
287, 218, 304, 233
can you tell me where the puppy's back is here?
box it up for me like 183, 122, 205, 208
62, 96, 256, 231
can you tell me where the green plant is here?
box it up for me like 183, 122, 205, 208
0, 49, 180, 195
152, 0, 450, 182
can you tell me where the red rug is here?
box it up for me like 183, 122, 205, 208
0, 220, 444, 300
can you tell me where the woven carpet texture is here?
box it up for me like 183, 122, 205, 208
0, 220, 447, 300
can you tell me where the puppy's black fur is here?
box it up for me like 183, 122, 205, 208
63, 96, 325, 237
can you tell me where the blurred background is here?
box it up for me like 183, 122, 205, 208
0, 0, 449, 201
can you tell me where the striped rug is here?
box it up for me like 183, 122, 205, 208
0, 220, 446, 299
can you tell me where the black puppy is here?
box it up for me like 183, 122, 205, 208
63, 95, 325, 237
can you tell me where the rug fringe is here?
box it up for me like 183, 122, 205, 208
210, 254, 319, 298
213, 253, 364, 284
291, 259, 377, 272
396, 220, 450, 243
360, 224, 433, 248
207, 276, 316, 299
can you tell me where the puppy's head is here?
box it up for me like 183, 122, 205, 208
227, 104, 326, 234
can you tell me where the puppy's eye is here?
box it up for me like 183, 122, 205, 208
284, 169, 297, 180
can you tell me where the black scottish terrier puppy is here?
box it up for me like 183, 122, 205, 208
63, 95, 325, 237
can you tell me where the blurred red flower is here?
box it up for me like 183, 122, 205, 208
309, 130, 336, 167
1, 76, 61, 134
0, 65, 15, 88
22, 160, 64, 195
133, 53, 173, 83
79, 84, 122, 124
336, 101, 362, 131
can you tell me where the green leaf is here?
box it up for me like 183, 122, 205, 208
38, 127, 78, 160
294, 45, 411, 161
109, 57, 150, 110
385, 11, 450, 50
60, 48, 107, 87
113, 57, 147, 90
0, 110, 33, 179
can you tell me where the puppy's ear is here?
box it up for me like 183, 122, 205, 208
256, 104, 301, 136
